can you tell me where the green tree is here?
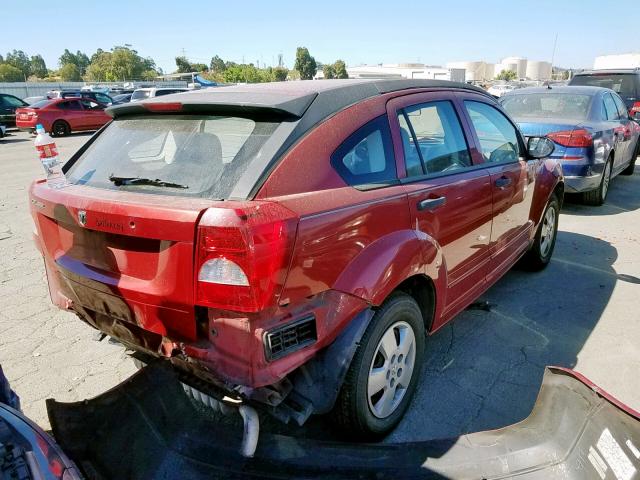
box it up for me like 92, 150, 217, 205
59, 63, 82, 81
86, 51, 111, 81
5, 50, 30, 77
0, 64, 24, 82
141, 69, 159, 81
29, 55, 48, 78
175, 56, 192, 73
272, 66, 288, 82
210, 55, 226, 73
0, 54, 3, 63
322, 64, 335, 79
191, 63, 208, 72
59, 49, 77, 67
223, 64, 262, 83
333, 59, 348, 79
75, 51, 90, 75
294, 47, 317, 80
85, 46, 156, 81
90, 48, 105, 64
495, 69, 517, 81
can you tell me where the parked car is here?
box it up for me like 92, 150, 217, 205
29, 80, 562, 438
487, 83, 517, 97
129, 87, 189, 102
569, 69, 640, 119
112, 93, 132, 104
46, 89, 113, 105
16, 98, 111, 136
0, 365, 82, 479
0, 93, 29, 127
501, 86, 639, 205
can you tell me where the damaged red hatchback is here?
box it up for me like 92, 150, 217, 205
30, 80, 563, 438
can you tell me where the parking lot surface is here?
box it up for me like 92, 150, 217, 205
1, 129, 638, 441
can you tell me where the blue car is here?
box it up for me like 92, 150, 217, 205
500, 86, 639, 205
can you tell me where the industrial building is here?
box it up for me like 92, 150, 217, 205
339, 63, 466, 82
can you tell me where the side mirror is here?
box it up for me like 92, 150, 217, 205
527, 136, 555, 159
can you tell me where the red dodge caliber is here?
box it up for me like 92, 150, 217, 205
29, 80, 563, 438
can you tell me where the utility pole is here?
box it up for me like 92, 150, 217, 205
550, 33, 558, 79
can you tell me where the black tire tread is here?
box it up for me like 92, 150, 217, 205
520, 193, 560, 271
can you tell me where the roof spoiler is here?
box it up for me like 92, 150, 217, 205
107, 92, 318, 120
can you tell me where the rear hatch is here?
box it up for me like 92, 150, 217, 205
30, 111, 285, 342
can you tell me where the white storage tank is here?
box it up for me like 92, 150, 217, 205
502, 57, 527, 78
496, 62, 519, 78
446, 61, 485, 82
526, 61, 552, 80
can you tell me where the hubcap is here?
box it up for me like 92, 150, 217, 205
539, 206, 556, 257
602, 161, 611, 199
367, 321, 416, 419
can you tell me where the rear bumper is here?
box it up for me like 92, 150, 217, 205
564, 173, 602, 193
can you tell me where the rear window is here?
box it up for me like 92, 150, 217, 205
131, 90, 151, 101
29, 100, 53, 109
570, 74, 637, 101
65, 115, 280, 199
501, 93, 592, 120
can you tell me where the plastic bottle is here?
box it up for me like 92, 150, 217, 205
34, 124, 67, 189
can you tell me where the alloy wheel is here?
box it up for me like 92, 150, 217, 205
539, 206, 556, 257
367, 321, 416, 419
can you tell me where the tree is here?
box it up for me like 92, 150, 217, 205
90, 48, 105, 64
59, 49, 77, 67
272, 66, 288, 82
29, 55, 48, 78
294, 47, 317, 80
0, 54, 3, 64
0, 64, 24, 82
333, 59, 348, 79
5, 50, 30, 77
75, 51, 90, 75
496, 69, 517, 81
86, 46, 156, 81
59, 63, 82, 81
210, 55, 226, 73
190, 63, 208, 73
175, 56, 192, 73
322, 64, 335, 79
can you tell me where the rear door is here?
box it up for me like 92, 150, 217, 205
612, 92, 634, 170
56, 100, 85, 129
603, 92, 629, 168
460, 95, 535, 282
80, 100, 109, 129
387, 91, 493, 325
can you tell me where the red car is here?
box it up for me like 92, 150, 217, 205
16, 98, 111, 136
29, 80, 563, 438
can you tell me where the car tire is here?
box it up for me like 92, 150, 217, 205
520, 193, 560, 271
51, 120, 70, 137
621, 142, 638, 176
333, 292, 425, 440
582, 156, 612, 206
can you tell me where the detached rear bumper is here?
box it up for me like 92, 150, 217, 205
47, 363, 640, 480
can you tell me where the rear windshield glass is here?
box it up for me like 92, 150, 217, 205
65, 115, 280, 199
30, 100, 53, 109
131, 90, 151, 101
570, 74, 637, 101
501, 93, 592, 121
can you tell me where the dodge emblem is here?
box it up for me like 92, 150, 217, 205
78, 210, 87, 226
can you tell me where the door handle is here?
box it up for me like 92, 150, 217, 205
417, 196, 446, 211
494, 176, 512, 188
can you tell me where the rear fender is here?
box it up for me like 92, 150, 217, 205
333, 229, 446, 311
530, 159, 563, 230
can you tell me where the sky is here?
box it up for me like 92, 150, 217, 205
3, 0, 639, 74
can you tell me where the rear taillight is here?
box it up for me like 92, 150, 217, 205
547, 129, 593, 148
629, 101, 640, 116
195, 202, 298, 313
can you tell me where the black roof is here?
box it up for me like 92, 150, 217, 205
108, 79, 490, 120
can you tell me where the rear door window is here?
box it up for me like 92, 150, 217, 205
603, 93, 620, 120
397, 101, 471, 177
464, 101, 520, 164
612, 94, 629, 118
331, 115, 396, 186
65, 115, 281, 199
58, 101, 83, 111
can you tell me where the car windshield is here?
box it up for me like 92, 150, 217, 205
501, 93, 592, 120
570, 74, 637, 101
65, 115, 281, 199
131, 90, 151, 101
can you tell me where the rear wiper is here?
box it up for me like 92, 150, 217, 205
108, 175, 188, 189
